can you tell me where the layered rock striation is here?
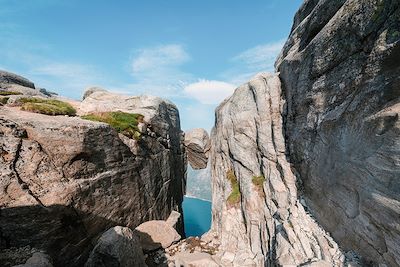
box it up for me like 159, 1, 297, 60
184, 128, 210, 170
276, 0, 400, 265
209, 73, 345, 266
0, 87, 186, 266
207, 0, 399, 266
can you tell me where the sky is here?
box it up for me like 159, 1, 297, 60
0, 0, 303, 131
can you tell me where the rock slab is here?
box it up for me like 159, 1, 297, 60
85, 226, 146, 267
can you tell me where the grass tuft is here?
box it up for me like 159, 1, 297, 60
226, 170, 241, 206
0, 91, 22, 96
0, 97, 9, 104
81, 111, 142, 139
19, 98, 76, 116
252, 175, 265, 197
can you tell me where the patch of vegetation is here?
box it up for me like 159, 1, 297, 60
81, 111, 142, 139
372, 0, 385, 22
0, 97, 9, 105
226, 170, 241, 206
252, 175, 265, 197
19, 98, 76, 116
0, 91, 22, 96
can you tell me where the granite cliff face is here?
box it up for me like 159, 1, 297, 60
209, 73, 344, 266
207, 0, 399, 266
0, 79, 186, 266
276, 0, 400, 265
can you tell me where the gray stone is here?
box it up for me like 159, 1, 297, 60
0, 70, 35, 89
184, 128, 210, 169
135, 220, 181, 251
208, 73, 344, 266
85, 226, 146, 267
13, 252, 53, 267
82, 86, 106, 100
276, 0, 400, 266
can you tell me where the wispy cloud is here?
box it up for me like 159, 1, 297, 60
183, 80, 235, 105
121, 44, 193, 97
232, 40, 284, 71
222, 40, 284, 85
132, 44, 190, 73
28, 63, 104, 97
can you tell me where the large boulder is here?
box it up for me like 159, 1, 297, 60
135, 220, 181, 251
0, 70, 44, 96
0, 70, 35, 89
0, 99, 186, 266
85, 226, 146, 267
13, 252, 53, 267
184, 128, 210, 169
276, 0, 400, 265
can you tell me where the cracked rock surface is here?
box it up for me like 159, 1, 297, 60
0, 94, 186, 267
208, 73, 345, 266
277, 0, 400, 265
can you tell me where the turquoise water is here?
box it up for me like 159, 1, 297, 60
182, 196, 212, 237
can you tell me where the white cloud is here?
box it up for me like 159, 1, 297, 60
28, 63, 104, 97
125, 44, 192, 97
132, 44, 189, 73
232, 40, 284, 71
222, 40, 284, 86
184, 80, 236, 105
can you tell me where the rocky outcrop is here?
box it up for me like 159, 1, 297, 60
0, 70, 44, 97
184, 128, 210, 170
276, 0, 400, 266
208, 73, 345, 266
85, 226, 146, 267
0, 87, 186, 266
135, 220, 181, 251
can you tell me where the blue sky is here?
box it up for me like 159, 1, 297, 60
0, 0, 302, 131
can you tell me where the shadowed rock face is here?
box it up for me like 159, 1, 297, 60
276, 0, 400, 265
0, 94, 186, 266
85, 226, 146, 267
209, 73, 345, 266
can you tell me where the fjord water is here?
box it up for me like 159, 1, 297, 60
183, 196, 212, 237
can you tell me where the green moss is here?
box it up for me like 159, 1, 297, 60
226, 170, 241, 206
19, 98, 76, 116
372, 0, 385, 21
0, 97, 9, 104
391, 30, 400, 38
252, 175, 265, 188
81, 111, 142, 139
252, 175, 265, 197
0, 91, 22, 96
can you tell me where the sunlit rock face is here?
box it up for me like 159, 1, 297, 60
208, 73, 345, 266
276, 0, 400, 265
0, 87, 186, 266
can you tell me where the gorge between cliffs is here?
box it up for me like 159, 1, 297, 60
0, 0, 399, 267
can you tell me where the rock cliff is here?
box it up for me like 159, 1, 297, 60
207, 0, 399, 266
276, 0, 400, 265
208, 73, 344, 266
0, 86, 186, 266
